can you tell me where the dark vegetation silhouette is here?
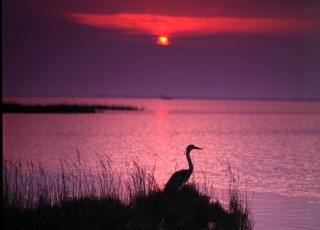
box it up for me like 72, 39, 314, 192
3, 153, 254, 230
2, 102, 141, 113
164, 144, 202, 193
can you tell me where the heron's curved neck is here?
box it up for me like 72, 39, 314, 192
186, 149, 193, 172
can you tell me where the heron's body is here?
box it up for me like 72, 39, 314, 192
164, 145, 202, 193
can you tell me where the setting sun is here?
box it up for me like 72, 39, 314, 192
157, 36, 170, 46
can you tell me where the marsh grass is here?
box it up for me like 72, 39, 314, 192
3, 155, 254, 230
227, 163, 254, 230
2, 102, 141, 113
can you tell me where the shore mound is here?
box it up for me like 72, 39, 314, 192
3, 158, 253, 229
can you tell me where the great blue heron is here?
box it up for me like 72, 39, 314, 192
164, 144, 203, 193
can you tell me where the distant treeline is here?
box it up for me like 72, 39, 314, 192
2, 102, 141, 113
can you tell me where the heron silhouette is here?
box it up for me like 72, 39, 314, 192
164, 144, 203, 193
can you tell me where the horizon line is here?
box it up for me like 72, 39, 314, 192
3, 94, 320, 102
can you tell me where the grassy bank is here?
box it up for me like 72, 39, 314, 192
3, 156, 254, 229
2, 102, 141, 113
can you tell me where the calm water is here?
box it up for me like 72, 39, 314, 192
3, 97, 320, 229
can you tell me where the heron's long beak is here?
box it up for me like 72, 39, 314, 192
194, 146, 203, 150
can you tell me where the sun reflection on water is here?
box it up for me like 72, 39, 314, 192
3, 98, 320, 229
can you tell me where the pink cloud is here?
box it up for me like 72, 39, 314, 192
68, 13, 320, 40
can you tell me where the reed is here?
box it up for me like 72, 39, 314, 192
227, 163, 254, 230
3, 155, 254, 229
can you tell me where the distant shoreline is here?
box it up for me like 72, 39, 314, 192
2, 102, 142, 113
3, 95, 320, 102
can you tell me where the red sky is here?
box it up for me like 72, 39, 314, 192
68, 13, 320, 38
3, 0, 320, 99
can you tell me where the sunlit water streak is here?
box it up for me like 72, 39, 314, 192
3, 97, 320, 229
